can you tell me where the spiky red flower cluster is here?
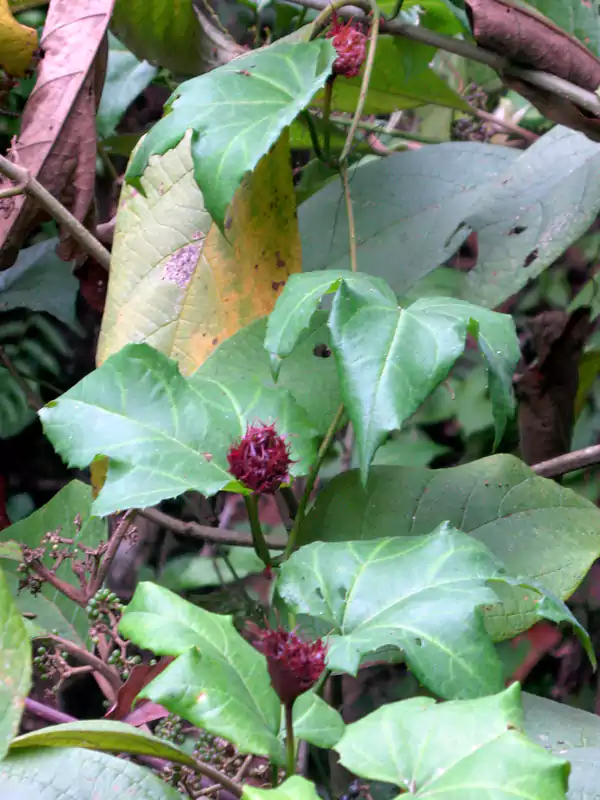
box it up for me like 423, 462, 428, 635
253, 625, 327, 705
226, 422, 293, 494
326, 14, 368, 79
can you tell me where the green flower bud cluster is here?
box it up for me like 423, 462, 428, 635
85, 587, 123, 621
155, 713, 184, 745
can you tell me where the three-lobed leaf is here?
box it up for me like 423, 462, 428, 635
299, 454, 600, 640
335, 684, 569, 799
39, 343, 317, 515
125, 39, 336, 229
264, 270, 394, 367
327, 283, 519, 476
277, 524, 506, 699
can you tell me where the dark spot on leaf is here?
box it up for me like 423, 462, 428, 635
336, 587, 346, 600
275, 251, 286, 269
313, 344, 332, 358
272, 280, 285, 292
254, 264, 259, 270
203, 453, 213, 462
509, 225, 527, 236
237, 69, 252, 76
212, 337, 219, 345
415, 637, 423, 647
225, 215, 233, 231
523, 248, 538, 268
315, 587, 324, 599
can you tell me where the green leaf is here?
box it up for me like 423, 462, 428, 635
321, 37, 469, 114
0, 481, 106, 644
0, 565, 31, 759
243, 777, 321, 800
523, 692, 600, 800
299, 143, 518, 294
120, 581, 284, 763
328, 285, 518, 476
299, 454, 600, 640
97, 34, 157, 140
265, 270, 395, 365
10, 719, 197, 765
111, 0, 205, 76
0, 746, 183, 799
292, 692, 345, 749
372, 427, 449, 467
277, 525, 505, 699
197, 313, 341, 436
522, 0, 600, 57
408, 297, 520, 445
99, 131, 303, 378
335, 684, 569, 799
125, 39, 335, 229
0, 239, 78, 329
39, 343, 317, 516
159, 548, 265, 591
463, 126, 600, 308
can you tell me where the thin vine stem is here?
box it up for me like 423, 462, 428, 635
339, 0, 381, 163
310, 0, 371, 34
291, 0, 600, 118
323, 78, 334, 162
282, 403, 345, 559
340, 162, 357, 272
244, 494, 273, 566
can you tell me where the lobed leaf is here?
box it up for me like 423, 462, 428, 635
299, 455, 600, 640
39, 344, 317, 515
328, 284, 518, 476
335, 684, 569, 799
125, 39, 336, 229
277, 524, 506, 699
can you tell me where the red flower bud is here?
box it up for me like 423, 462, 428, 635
227, 422, 293, 494
326, 14, 368, 79
252, 624, 327, 706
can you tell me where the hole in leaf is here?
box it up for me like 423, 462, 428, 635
523, 248, 538, 268
415, 637, 423, 647
313, 344, 332, 358
509, 225, 527, 236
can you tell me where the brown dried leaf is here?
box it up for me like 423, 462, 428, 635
516, 307, 591, 465
465, 0, 600, 139
0, 0, 114, 269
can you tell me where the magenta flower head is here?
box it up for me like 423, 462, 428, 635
227, 422, 293, 494
326, 14, 368, 79
251, 624, 327, 706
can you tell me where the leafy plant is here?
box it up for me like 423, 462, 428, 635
5, 0, 600, 798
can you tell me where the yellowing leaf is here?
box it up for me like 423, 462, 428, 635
97, 132, 301, 374
0, 0, 37, 76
